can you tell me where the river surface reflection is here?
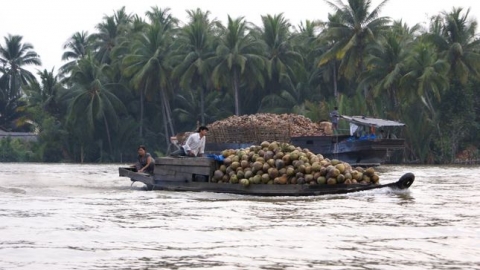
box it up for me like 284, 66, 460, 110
0, 163, 479, 269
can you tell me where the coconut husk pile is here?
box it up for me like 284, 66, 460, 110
207, 113, 332, 144
212, 141, 380, 186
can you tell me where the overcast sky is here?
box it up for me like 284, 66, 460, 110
1, 0, 479, 73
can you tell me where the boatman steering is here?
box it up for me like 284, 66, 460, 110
134, 145, 155, 174
171, 126, 209, 157
330, 106, 340, 133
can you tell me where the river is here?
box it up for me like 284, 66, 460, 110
0, 163, 479, 270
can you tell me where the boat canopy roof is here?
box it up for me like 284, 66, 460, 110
340, 115, 405, 127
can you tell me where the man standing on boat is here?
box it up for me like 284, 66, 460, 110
171, 126, 209, 157
330, 107, 340, 133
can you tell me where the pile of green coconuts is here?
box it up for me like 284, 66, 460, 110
212, 141, 380, 187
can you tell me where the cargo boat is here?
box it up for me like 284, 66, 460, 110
205, 115, 406, 167
119, 157, 414, 196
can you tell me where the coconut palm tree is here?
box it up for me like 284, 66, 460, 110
319, 0, 391, 97
0, 35, 41, 97
91, 7, 132, 64
65, 54, 125, 156
358, 21, 422, 118
171, 9, 217, 124
0, 34, 41, 129
426, 7, 480, 84
122, 22, 174, 145
256, 13, 303, 96
25, 68, 63, 118
145, 6, 179, 31
210, 16, 266, 116
59, 31, 90, 78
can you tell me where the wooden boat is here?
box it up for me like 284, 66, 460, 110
119, 157, 415, 196
204, 115, 406, 167
291, 116, 406, 166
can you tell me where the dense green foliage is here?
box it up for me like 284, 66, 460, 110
1, 1, 480, 164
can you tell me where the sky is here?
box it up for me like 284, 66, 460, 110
1, 0, 479, 73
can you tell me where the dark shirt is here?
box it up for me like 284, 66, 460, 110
137, 153, 154, 173
330, 110, 339, 123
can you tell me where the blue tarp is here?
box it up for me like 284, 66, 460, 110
206, 154, 224, 162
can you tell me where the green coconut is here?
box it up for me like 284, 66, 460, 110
268, 167, 279, 179
261, 173, 270, 184
371, 174, 380, 183
337, 174, 345, 183
244, 170, 253, 179
274, 151, 284, 160
240, 178, 250, 186
365, 167, 375, 177
230, 174, 239, 184
230, 161, 240, 170
275, 159, 285, 169
286, 167, 295, 177
317, 176, 326, 184
289, 177, 297, 184
267, 159, 275, 167
262, 163, 270, 172
331, 159, 341, 166
304, 165, 312, 174
213, 170, 224, 180
290, 151, 299, 161
335, 163, 346, 173
305, 174, 314, 183
252, 175, 262, 184
236, 170, 245, 179
282, 154, 291, 165
252, 161, 263, 172
327, 178, 337, 185
297, 177, 305, 184
260, 141, 270, 149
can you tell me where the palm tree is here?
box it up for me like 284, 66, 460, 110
91, 7, 132, 64
25, 68, 63, 118
210, 16, 265, 115
426, 7, 480, 84
145, 6, 179, 31
319, 0, 391, 97
0, 34, 41, 129
122, 23, 174, 146
358, 21, 422, 118
171, 9, 217, 124
59, 31, 90, 78
65, 54, 125, 156
0, 35, 41, 97
400, 43, 449, 162
256, 13, 303, 96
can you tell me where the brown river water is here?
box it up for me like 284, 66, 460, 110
0, 163, 479, 270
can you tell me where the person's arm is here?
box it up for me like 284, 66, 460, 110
139, 155, 153, 172
198, 137, 206, 157
183, 134, 194, 156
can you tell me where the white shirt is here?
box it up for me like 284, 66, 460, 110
182, 133, 206, 156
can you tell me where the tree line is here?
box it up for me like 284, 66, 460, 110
1, 0, 479, 164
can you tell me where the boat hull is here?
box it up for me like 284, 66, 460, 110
119, 166, 414, 196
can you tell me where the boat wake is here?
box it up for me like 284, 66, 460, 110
0, 186, 26, 194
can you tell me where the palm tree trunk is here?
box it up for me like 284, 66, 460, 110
161, 100, 170, 148
333, 63, 338, 100
139, 86, 145, 138
199, 86, 205, 125
233, 67, 240, 116
103, 114, 113, 154
162, 89, 175, 137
